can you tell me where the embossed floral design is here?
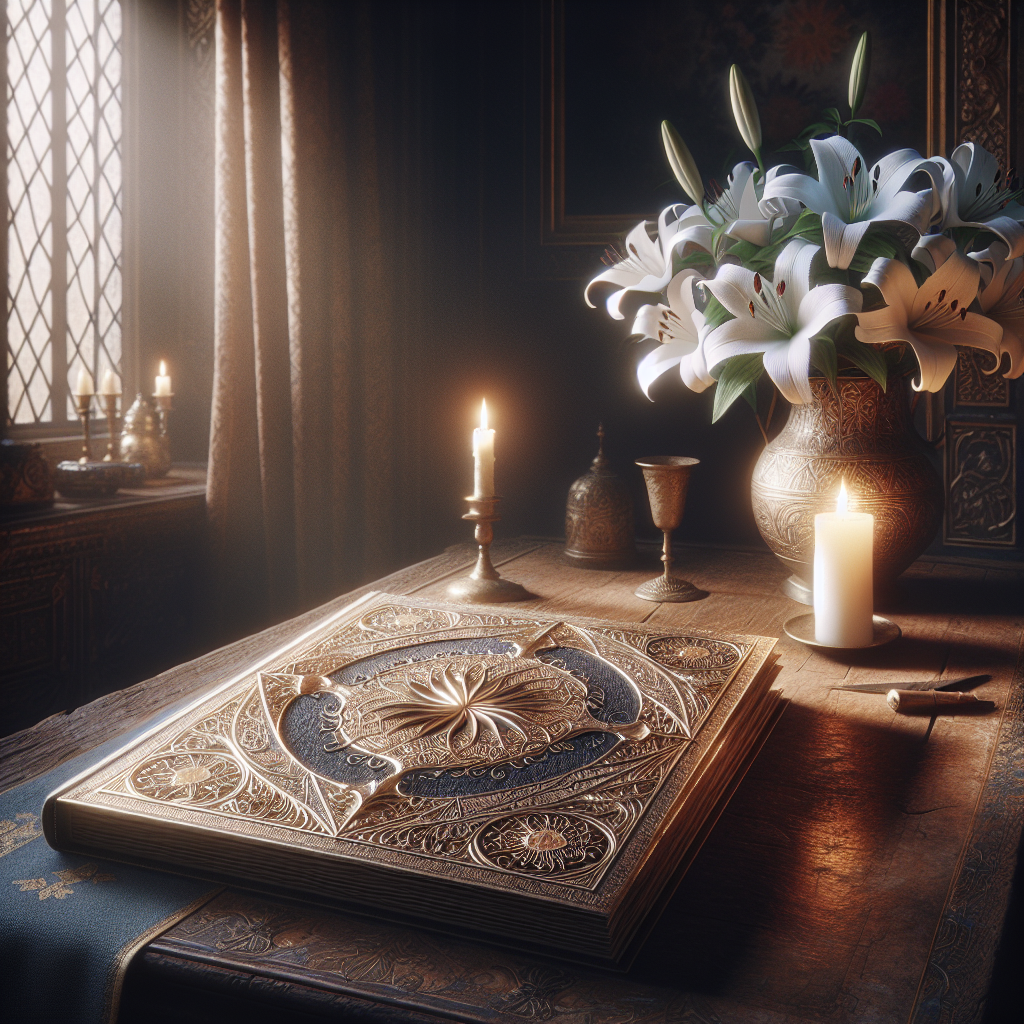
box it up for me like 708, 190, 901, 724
474, 812, 611, 875
130, 752, 244, 806
377, 662, 567, 752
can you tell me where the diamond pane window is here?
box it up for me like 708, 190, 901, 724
5, 0, 122, 427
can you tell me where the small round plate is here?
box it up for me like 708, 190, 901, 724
783, 613, 901, 649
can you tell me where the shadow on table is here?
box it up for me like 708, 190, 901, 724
628, 700, 941, 1014
804, 633, 1012, 677
881, 574, 1024, 617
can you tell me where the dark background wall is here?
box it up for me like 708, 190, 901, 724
137, 0, 1020, 580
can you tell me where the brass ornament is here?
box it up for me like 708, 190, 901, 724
563, 425, 637, 569
750, 377, 942, 604
634, 456, 707, 603
119, 394, 171, 478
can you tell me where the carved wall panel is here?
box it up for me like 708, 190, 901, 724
954, 349, 1011, 408
944, 420, 1016, 546
941, 0, 1020, 550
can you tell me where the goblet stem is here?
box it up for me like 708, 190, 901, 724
661, 529, 673, 579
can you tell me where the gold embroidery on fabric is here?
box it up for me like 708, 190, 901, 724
0, 812, 42, 857
13, 862, 116, 900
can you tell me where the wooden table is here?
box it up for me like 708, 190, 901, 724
3, 540, 1022, 1024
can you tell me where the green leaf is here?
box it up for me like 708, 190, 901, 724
724, 239, 761, 265
810, 336, 838, 385
673, 249, 716, 275
702, 293, 735, 331
835, 334, 888, 389
846, 227, 904, 273
847, 117, 882, 136
740, 380, 759, 412
712, 353, 764, 423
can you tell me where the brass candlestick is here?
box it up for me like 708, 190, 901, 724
100, 394, 120, 461
75, 393, 93, 464
446, 494, 532, 603
635, 456, 707, 603
153, 392, 173, 435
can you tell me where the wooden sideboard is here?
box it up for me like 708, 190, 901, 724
2, 539, 1020, 1023
0, 469, 208, 736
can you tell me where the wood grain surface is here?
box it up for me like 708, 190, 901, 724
6, 540, 1022, 1024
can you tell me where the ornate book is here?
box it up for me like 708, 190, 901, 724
44, 593, 782, 966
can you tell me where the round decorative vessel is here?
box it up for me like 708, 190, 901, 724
119, 394, 170, 478
750, 377, 942, 604
54, 460, 127, 498
563, 427, 636, 569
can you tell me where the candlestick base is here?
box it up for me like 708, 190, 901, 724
634, 575, 707, 603
445, 494, 533, 604
782, 613, 901, 650
446, 575, 532, 603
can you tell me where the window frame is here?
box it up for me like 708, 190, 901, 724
2, 0, 138, 442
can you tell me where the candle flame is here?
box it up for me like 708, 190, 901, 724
837, 479, 848, 514
159, 360, 167, 376
480, 398, 488, 430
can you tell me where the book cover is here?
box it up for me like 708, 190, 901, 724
45, 592, 781, 965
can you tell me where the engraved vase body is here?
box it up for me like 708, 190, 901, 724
750, 377, 942, 603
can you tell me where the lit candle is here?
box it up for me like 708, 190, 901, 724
155, 361, 172, 396
99, 369, 121, 396
813, 480, 874, 647
472, 399, 495, 498
74, 367, 95, 396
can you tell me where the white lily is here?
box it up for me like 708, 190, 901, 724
855, 252, 1003, 392
706, 162, 796, 249
584, 204, 711, 320
701, 239, 862, 404
762, 136, 938, 270
972, 242, 1024, 379
933, 143, 1024, 258
631, 270, 715, 396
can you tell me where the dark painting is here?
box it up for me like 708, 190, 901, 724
564, 0, 928, 217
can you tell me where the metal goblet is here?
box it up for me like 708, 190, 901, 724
635, 456, 706, 603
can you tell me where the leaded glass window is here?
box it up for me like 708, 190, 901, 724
5, 0, 122, 427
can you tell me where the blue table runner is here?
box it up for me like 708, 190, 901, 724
1, 712, 221, 1023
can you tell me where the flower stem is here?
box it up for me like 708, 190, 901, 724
753, 410, 769, 446
754, 147, 766, 178
764, 386, 779, 433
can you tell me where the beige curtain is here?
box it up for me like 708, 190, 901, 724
208, 0, 412, 635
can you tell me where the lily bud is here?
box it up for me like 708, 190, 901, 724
729, 65, 762, 156
848, 32, 870, 117
661, 120, 704, 206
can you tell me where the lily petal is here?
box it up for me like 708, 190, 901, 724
703, 316, 785, 370
762, 332, 812, 404
913, 233, 958, 272
637, 343, 684, 399
821, 213, 871, 269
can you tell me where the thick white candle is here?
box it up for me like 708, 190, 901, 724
813, 481, 874, 647
75, 367, 94, 396
155, 361, 172, 396
472, 399, 495, 498
99, 369, 121, 395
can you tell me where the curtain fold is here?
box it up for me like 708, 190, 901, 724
208, 0, 415, 636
